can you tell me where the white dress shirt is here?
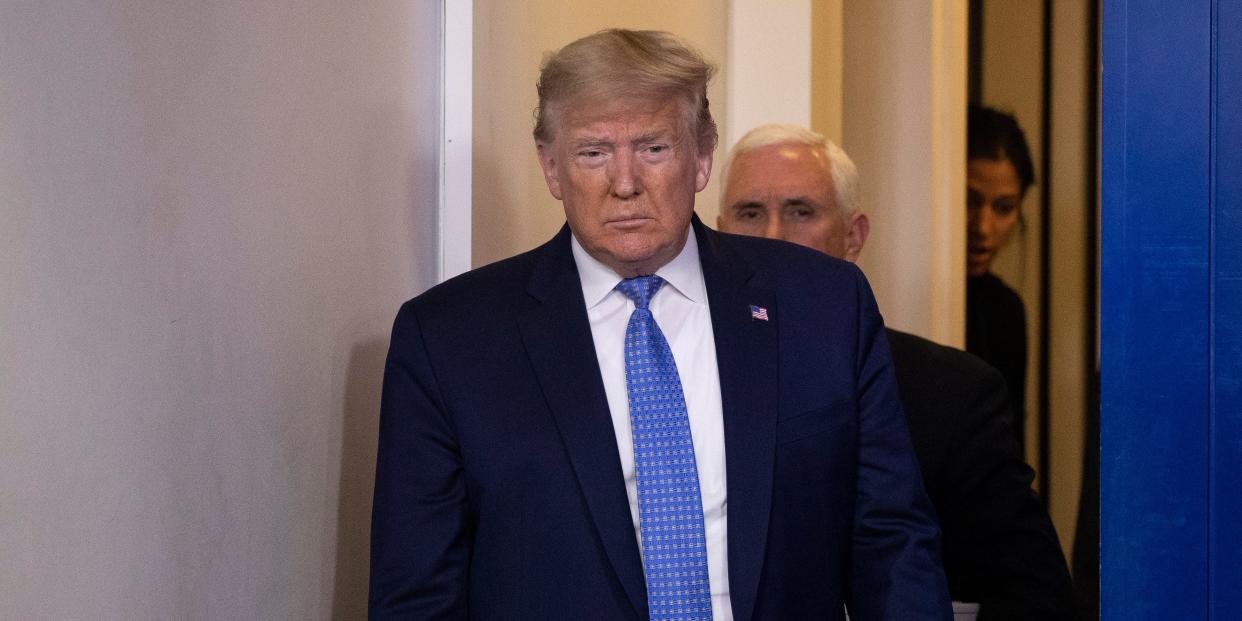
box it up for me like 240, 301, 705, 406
571, 228, 733, 621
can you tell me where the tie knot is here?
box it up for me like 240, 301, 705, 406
616, 275, 665, 310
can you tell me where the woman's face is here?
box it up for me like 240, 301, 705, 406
966, 158, 1023, 276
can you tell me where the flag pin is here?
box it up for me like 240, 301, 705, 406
749, 305, 769, 321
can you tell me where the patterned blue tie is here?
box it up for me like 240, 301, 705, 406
616, 275, 713, 621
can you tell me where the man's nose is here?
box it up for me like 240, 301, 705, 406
764, 215, 784, 240
610, 151, 642, 198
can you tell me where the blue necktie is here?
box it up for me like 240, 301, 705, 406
616, 275, 713, 621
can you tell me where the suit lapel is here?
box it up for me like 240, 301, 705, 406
695, 219, 779, 621
517, 227, 648, 619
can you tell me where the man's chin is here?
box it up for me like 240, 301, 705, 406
596, 242, 679, 277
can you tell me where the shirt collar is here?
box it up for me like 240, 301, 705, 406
570, 225, 707, 309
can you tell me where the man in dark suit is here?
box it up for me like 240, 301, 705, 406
369, 30, 951, 620
718, 123, 1076, 620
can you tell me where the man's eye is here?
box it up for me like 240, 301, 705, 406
579, 150, 604, 158
646, 145, 667, 154
736, 210, 761, 221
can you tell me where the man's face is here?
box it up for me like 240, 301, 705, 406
718, 142, 863, 261
966, 157, 1023, 276
536, 97, 712, 277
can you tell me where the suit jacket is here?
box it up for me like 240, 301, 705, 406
370, 218, 951, 620
886, 329, 1075, 620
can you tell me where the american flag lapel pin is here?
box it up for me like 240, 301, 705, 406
749, 304, 769, 321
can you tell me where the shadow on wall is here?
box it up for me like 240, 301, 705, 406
474, 153, 519, 267
332, 338, 388, 619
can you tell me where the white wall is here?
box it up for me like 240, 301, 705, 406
725, 0, 811, 150
0, 2, 440, 618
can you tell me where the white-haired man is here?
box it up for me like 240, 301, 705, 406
719, 123, 1076, 620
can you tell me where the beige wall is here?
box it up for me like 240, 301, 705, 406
841, 0, 968, 346
811, 0, 845, 145
979, 0, 1045, 456
0, 3, 440, 618
472, 0, 728, 267
978, 0, 1092, 561
1045, 0, 1091, 565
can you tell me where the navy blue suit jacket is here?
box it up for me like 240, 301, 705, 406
370, 218, 951, 620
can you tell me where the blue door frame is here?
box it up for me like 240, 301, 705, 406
1101, 0, 1240, 618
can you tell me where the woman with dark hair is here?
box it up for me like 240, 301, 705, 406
966, 104, 1034, 453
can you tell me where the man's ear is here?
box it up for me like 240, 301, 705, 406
536, 142, 563, 200
694, 149, 713, 192
843, 212, 870, 262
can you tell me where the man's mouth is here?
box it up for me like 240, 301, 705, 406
607, 216, 653, 230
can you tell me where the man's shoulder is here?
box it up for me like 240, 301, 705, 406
424, 248, 539, 304
886, 329, 1001, 382
394, 237, 552, 332
885, 328, 1008, 420
704, 226, 862, 291
884, 330, 1020, 493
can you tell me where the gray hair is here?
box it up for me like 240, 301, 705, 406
722, 123, 860, 218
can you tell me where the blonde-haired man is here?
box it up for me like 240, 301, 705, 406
371, 33, 950, 620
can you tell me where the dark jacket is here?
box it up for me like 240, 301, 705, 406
369, 219, 951, 620
888, 329, 1075, 620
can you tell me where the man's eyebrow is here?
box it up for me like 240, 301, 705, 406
633, 130, 674, 144
730, 200, 764, 211
570, 137, 613, 149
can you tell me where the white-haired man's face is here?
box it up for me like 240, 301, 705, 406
718, 142, 867, 261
